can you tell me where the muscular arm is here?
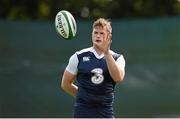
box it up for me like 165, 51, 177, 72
61, 70, 78, 97
102, 33, 125, 82
105, 52, 125, 82
61, 53, 79, 97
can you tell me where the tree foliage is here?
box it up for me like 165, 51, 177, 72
0, 0, 180, 21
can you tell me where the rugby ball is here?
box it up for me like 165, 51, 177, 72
55, 10, 77, 40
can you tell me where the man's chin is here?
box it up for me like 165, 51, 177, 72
93, 42, 103, 49
94, 41, 102, 45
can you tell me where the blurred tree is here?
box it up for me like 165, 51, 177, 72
0, 0, 180, 21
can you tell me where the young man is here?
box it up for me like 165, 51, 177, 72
61, 18, 125, 118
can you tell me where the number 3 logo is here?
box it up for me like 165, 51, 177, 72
91, 68, 104, 84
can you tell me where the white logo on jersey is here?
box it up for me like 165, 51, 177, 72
91, 68, 104, 84
83, 56, 90, 62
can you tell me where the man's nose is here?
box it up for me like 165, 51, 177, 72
97, 33, 100, 37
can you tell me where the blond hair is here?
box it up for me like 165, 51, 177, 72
93, 18, 112, 34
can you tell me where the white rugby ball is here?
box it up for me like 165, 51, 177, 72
55, 10, 77, 40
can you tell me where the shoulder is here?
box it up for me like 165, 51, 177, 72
109, 50, 123, 60
76, 47, 92, 55
73, 47, 93, 60
110, 50, 126, 68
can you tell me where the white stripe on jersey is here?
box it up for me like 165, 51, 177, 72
77, 47, 116, 59
76, 47, 92, 55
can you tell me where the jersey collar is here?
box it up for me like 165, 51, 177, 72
90, 47, 105, 59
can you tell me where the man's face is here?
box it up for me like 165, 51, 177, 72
92, 26, 108, 47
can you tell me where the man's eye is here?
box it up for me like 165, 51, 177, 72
94, 32, 98, 34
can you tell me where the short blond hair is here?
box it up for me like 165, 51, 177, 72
93, 18, 112, 34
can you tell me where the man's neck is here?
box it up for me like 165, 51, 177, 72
93, 46, 104, 56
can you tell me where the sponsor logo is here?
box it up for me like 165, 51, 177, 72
91, 68, 104, 84
83, 56, 90, 62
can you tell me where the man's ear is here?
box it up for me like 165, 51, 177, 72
110, 34, 112, 38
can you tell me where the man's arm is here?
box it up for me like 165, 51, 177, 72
105, 52, 125, 82
61, 70, 78, 97
61, 53, 79, 97
103, 32, 125, 82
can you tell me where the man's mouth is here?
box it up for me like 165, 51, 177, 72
95, 39, 101, 43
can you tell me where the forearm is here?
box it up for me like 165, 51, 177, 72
61, 70, 78, 97
61, 82, 78, 97
105, 51, 124, 82
63, 83, 78, 97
